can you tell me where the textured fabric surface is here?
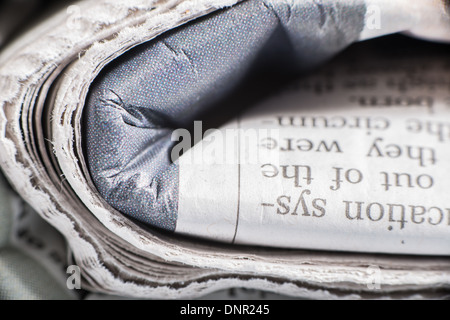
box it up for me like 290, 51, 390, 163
0, 172, 14, 248
84, 0, 366, 231
0, 173, 73, 300
0, 247, 73, 300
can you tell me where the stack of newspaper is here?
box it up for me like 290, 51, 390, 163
0, 0, 449, 299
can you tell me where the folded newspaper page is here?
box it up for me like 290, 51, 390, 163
0, 0, 449, 299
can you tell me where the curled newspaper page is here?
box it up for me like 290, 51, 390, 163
0, 0, 449, 299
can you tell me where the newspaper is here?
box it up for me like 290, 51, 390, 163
0, 0, 449, 299
177, 51, 450, 255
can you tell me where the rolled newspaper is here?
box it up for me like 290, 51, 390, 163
0, 0, 449, 299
